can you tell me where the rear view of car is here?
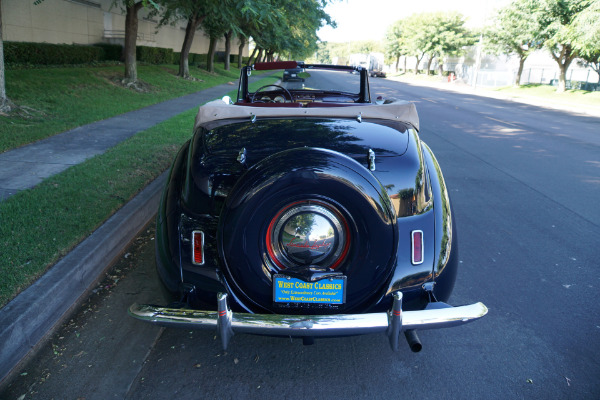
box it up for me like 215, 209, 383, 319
128, 62, 487, 352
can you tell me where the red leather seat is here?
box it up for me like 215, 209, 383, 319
305, 102, 361, 107
235, 102, 302, 108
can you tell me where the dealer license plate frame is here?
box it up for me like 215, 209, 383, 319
273, 275, 347, 304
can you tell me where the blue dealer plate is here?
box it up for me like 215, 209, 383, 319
273, 275, 346, 304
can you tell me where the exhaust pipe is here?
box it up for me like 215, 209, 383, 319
404, 329, 422, 352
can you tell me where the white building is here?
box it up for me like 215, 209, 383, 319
1, 0, 247, 58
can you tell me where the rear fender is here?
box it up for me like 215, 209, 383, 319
155, 141, 190, 294
420, 142, 458, 302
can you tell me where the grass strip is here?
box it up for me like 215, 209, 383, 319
0, 108, 196, 307
0, 74, 278, 308
0, 64, 240, 153
388, 72, 600, 108
494, 83, 600, 107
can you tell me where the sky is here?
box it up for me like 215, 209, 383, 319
317, 0, 510, 43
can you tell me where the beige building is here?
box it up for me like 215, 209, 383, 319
1, 0, 246, 57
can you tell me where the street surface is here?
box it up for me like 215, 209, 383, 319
2, 77, 599, 399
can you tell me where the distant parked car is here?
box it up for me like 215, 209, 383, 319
129, 61, 487, 352
283, 67, 305, 82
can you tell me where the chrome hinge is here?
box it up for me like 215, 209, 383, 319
368, 149, 376, 171
237, 147, 247, 165
422, 281, 438, 303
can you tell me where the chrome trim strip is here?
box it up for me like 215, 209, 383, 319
129, 294, 487, 349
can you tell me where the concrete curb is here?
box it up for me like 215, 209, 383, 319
0, 171, 167, 384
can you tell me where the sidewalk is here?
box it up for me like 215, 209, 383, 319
0, 83, 233, 385
0, 83, 234, 201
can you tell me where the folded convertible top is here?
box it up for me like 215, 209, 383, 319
195, 99, 420, 131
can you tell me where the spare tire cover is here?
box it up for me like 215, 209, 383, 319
218, 147, 397, 313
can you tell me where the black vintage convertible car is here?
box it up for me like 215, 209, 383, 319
129, 61, 487, 351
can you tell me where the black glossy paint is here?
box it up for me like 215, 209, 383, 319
155, 115, 458, 313
218, 147, 396, 314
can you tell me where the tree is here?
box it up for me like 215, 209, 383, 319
106, 0, 159, 83
485, 0, 543, 86
577, 50, 600, 83
570, 0, 600, 51
155, 0, 211, 79
157, 0, 278, 77
29, 0, 154, 84
401, 14, 439, 74
536, 0, 588, 92
385, 13, 472, 76
201, 12, 234, 73
0, 0, 10, 113
248, 0, 334, 62
223, 30, 232, 70
237, 33, 246, 68
384, 20, 406, 72
422, 12, 474, 75
122, 1, 145, 83
312, 42, 331, 64
571, 0, 600, 82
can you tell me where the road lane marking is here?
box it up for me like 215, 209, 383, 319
484, 116, 519, 127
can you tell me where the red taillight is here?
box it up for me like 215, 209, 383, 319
411, 230, 423, 265
192, 231, 204, 265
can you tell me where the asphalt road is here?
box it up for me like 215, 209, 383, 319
282, 69, 361, 94
2, 79, 599, 399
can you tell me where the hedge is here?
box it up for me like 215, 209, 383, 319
94, 43, 123, 61
191, 53, 208, 65
4, 42, 103, 65
136, 45, 173, 64
4, 41, 247, 67
229, 55, 250, 64
171, 52, 208, 65
171, 53, 249, 66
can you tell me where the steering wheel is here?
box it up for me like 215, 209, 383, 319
251, 84, 293, 103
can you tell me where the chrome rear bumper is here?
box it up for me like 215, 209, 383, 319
128, 292, 487, 350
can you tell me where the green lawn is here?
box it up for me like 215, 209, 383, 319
0, 63, 277, 307
0, 109, 196, 306
493, 83, 600, 108
1, 64, 240, 153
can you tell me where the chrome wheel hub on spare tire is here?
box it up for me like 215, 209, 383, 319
267, 201, 350, 270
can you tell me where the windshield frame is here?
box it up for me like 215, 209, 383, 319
237, 62, 371, 104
